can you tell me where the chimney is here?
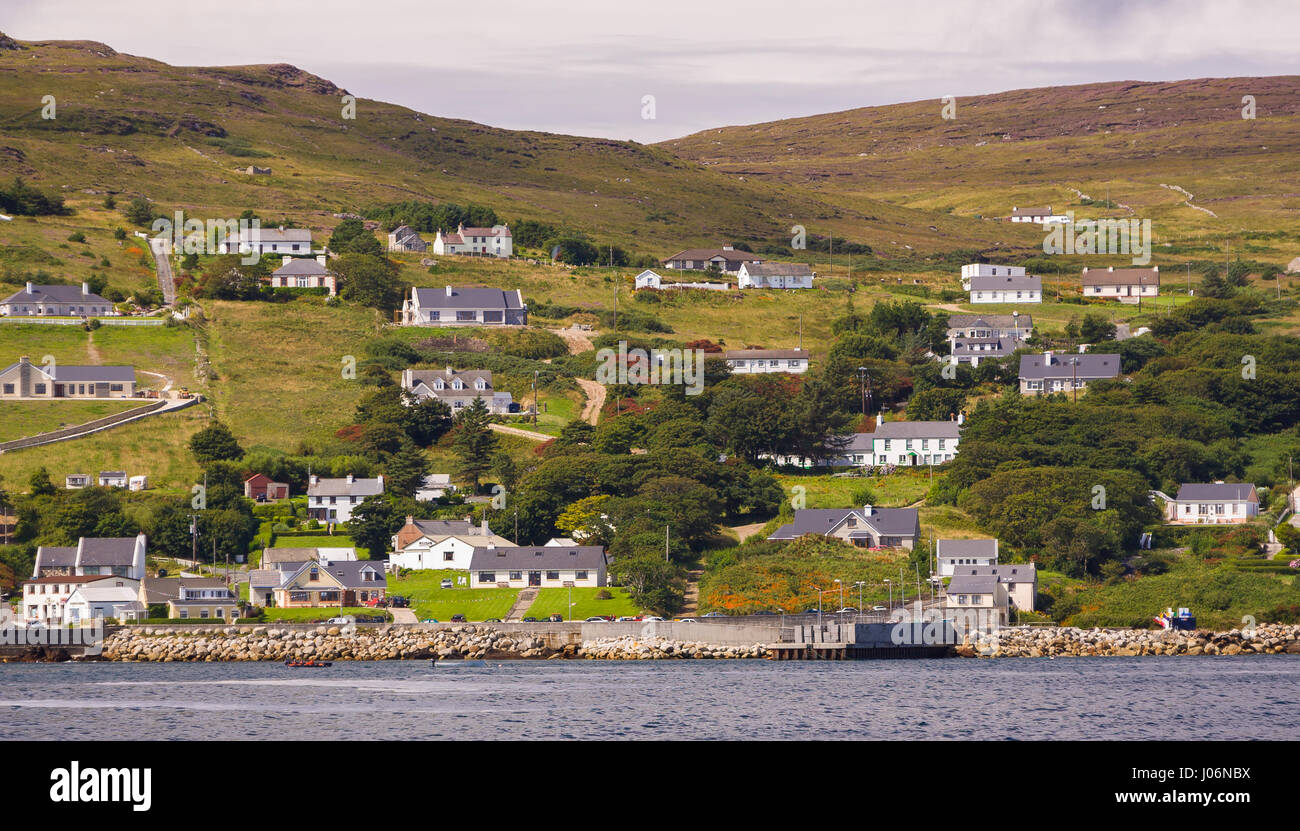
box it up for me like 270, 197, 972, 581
282, 256, 292, 267
309, 474, 318, 485
445, 365, 453, 376
1108, 266, 1114, 272
722, 245, 734, 251
346, 474, 354, 484
81, 281, 89, 296
957, 412, 965, 426
876, 412, 883, 428
376, 475, 383, 489
25, 281, 33, 294
317, 254, 327, 266
19, 355, 29, 366
405, 515, 414, 526
1044, 350, 1053, 362
863, 504, 873, 515
480, 515, 490, 535
445, 285, 453, 297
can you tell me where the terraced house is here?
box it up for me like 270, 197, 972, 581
0, 281, 116, 316
0, 356, 135, 399
432, 223, 512, 258
401, 285, 528, 326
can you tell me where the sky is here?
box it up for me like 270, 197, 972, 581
4, 0, 1300, 142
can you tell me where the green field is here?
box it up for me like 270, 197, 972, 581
271, 535, 369, 558
523, 586, 642, 620
773, 469, 933, 509
0, 399, 142, 442
389, 569, 520, 621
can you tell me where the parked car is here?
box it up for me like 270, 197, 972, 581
752, 610, 775, 616
421, 618, 439, 623
450, 614, 467, 623
836, 607, 858, 614
675, 618, 697, 623
324, 616, 353, 625
584, 616, 610, 622
484, 618, 502, 623
701, 612, 727, 618
871, 605, 887, 612
643, 616, 665, 622
354, 615, 386, 623
548, 614, 563, 622
522, 616, 538, 622
615, 616, 641, 622
440, 579, 453, 589
388, 596, 410, 608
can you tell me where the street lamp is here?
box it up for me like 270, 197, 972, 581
853, 581, 865, 623
812, 585, 821, 627
884, 578, 892, 610
834, 579, 843, 617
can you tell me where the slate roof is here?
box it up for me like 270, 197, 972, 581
229, 228, 312, 243
1174, 483, 1258, 502
969, 274, 1041, 292
272, 258, 331, 276
0, 362, 134, 383
740, 262, 814, 277
946, 574, 1000, 594
724, 348, 808, 361
1018, 353, 1121, 380
468, 546, 608, 571
405, 368, 494, 391
1, 284, 112, 305
140, 577, 229, 604
302, 560, 387, 590
952, 564, 1037, 584
663, 247, 762, 263
951, 337, 1019, 357
946, 314, 1034, 331
871, 421, 961, 440
410, 287, 524, 310
306, 476, 384, 497
33, 547, 77, 571
937, 539, 999, 558
769, 507, 920, 541
410, 519, 477, 537
262, 547, 323, 565
77, 537, 140, 567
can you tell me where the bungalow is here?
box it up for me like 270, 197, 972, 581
951, 563, 1038, 612
217, 227, 313, 256
65, 474, 91, 489
98, 471, 128, 488
1019, 350, 1121, 396
306, 474, 384, 523
936, 539, 999, 577
22, 575, 125, 626
274, 560, 387, 608
244, 473, 290, 502
661, 245, 762, 274
1007, 206, 1069, 225
737, 262, 815, 290
401, 367, 513, 414
1081, 266, 1159, 304
0, 281, 116, 317
387, 225, 429, 253
32, 534, 148, 580
0, 356, 135, 399
389, 516, 515, 571
433, 224, 512, 258
401, 286, 528, 326
468, 545, 608, 589
768, 506, 921, 550
949, 336, 1021, 367
724, 348, 809, 375
1167, 483, 1259, 525
64, 578, 144, 624
634, 269, 731, 292
968, 273, 1042, 304
267, 255, 337, 296
946, 313, 1034, 342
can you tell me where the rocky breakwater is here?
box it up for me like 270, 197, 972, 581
581, 635, 769, 660
101, 625, 563, 662
956, 623, 1300, 658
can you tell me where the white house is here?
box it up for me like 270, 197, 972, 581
1019, 350, 1121, 395
65, 474, 91, 489
1167, 483, 1259, 525
1007, 206, 1070, 225
414, 473, 453, 502
968, 273, 1042, 304
848, 416, 962, 467
724, 348, 809, 374
0, 281, 117, 317
389, 517, 515, 572
737, 262, 814, 289
433, 224, 512, 258
936, 539, 999, 577
64, 578, 144, 624
634, 270, 662, 290
267, 255, 337, 296
950, 563, 1038, 613
401, 286, 528, 326
128, 475, 148, 492
1081, 266, 1159, 304
217, 227, 313, 256
31, 534, 148, 580
306, 474, 384, 524
98, 471, 128, 488
468, 545, 608, 588
960, 264, 1026, 289
22, 576, 125, 625
944, 573, 1009, 625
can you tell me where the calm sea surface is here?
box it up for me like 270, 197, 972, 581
1, 656, 1296, 740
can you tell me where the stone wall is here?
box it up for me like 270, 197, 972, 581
959, 623, 1300, 657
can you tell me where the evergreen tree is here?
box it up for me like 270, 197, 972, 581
452, 397, 498, 491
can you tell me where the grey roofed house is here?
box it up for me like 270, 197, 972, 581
404, 367, 494, 393
261, 547, 323, 566
76, 536, 141, 567
1081, 266, 1159, 286
306, 474, 384, 498
32, 546, 77, 575
870, 421, 961, 440
768, 506, 921, 548
946, 574, 1000, 595
952, 564, 1036, 584
271, 258, 330, 276
1019, 352, 1121, 381
1174, 483, 1258, 502
50, 365, 135, 383
0, 281, 115, 316
140, 576, 230, 605
289, 559, 386, 590
946, 313, 1034, 334
32, 534, 149, 579
951, 336, 1019, 360
968, 273, 1041, 292
468, 545, 608, 571
938, 539, 999, 558
738, 262, 814, 277
723, 348, 807, 361
403, 285, 527, 326
408, 518, 476, 536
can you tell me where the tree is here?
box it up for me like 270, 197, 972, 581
328, 218, 367, 251
385, 440, 431, 498
1079, 312, 1116, 343
348, 495, 399, 557
492, 450, 520, 493
189, 422, 244, 465
28, 467, 56, 497
346, 232, 384, 256
906, 387, 968, 422
123, 196, 158, 226
335, 253, 404, 313
402, 395, 453, 446
451, 397, 498, 490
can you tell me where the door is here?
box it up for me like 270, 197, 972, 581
528, 571, 541, 587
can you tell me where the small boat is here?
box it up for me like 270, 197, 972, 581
285, 659, 333, 668
431, 659, 486, 668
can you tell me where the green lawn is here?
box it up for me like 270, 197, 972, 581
773, 469, 933, 509
0, 399, 143, 442
272, 535, 369, 558
524, 586, 642, 620
389, 569, 519, 621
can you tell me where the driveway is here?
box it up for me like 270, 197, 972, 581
148, 236, 177, 305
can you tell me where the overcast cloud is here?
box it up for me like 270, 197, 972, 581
3, 0, 1299, 142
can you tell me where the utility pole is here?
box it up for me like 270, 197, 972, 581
665, 525, 670, 563
532, 370, 539, 426
612, 284, 617, 333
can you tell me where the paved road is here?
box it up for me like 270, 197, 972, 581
389, 607, 417, 624
148, 236, 177, 305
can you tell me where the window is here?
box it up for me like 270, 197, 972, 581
290, 591, 309, 602
575, 570, 588, 581
199, 609, 209, 619
456, 311, 476, 322
427, 311, 440, 321
443, 551, 454, 562
478, 572, 496, 583
34, 383, 45, 395
509, 571, 522, 581
2, 384, 11, 394
545, 571, 560, 581
309, 567, 319, 581
179, 610, 189, 619
216, 608, 224, 618
109, 384, 123, 392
